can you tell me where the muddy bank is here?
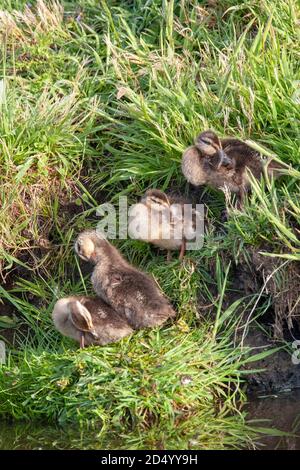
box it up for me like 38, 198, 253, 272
234, 249, 300, 339
243, 327, 300, 393
232, 247, 300, 393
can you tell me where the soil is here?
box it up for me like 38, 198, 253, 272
0, 302, 18, 345
196, 238, 300, 393
243, 327, 300, 393
230, 256, 300, 393
0, 174, 105, 346
236, 248, 300, 339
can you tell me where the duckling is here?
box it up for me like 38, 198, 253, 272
128, 189, 202, 261
182, 130, 285, 205
74, 230, 176, 329
52, 296, 133, 348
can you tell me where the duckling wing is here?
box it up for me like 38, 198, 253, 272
80, 298, 133, 345
168, 204, 188, 243
91, 311, 133, 345
131, 273, 176, 327
81, 297, 109, 319
222, 138, 263, 178
128, 203, 169, 242
181, 145, 208, 186
107, 269, 175, 328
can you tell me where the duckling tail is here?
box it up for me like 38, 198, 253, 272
267, 159, 286, 177
158, 302, 176, 320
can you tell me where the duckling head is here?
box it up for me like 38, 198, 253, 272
74, 230, 107, 264
195, 130, 232, 168
141, 189, 170, 211
69, 300, 99, 338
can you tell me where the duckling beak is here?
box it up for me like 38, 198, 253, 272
217, 150, 232, 169
90, 329, 99, 339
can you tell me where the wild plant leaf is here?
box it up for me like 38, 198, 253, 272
259, 252, 300, 261
0, 316, 17, 328
216, 298, 245, 328
241, 347, 281, 364
253, 427, 295, 437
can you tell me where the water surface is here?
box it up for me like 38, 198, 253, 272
1, 390, 300, 449
246, 389, 300, 450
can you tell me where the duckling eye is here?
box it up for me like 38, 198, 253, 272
150, 197, 159, 204
201, 138, 213, 146
202, 138, 219, 149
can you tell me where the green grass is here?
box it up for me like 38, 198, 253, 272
0, 273, 275, 449
0, 0, 299, 449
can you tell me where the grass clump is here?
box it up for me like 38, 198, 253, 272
0, 255, 274, 449
0, 313, 260, 449
0, 68, 98, 272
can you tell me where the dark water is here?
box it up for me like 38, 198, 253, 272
0, 422, 111, 450
1, 390, 300, 449
246, 389, 300, 450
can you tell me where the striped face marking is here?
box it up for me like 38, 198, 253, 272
143, 190, 170, 210
195, 131, 222, 157
200, 137, 220, 151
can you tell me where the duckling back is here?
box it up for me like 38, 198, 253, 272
181, 145, 209, 186
222, 138, 285, 190
74, 231, 176, 328
79, 297, 134, 345
91, 262, 176, 329
222, 139, 263, 180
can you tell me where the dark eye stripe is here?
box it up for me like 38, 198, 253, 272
201, 138, 219, 150
201, 138, 212, 145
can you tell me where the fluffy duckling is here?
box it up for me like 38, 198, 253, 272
52, 296, 133, 348
74, 230, 176, 329
128, 189, 201, 261
182, 130, 284, 204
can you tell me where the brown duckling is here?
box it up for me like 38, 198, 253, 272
128, 189, 202, 261
74, 230, 176, 329
182, 130, 285, 204
52, 296, 133, 348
